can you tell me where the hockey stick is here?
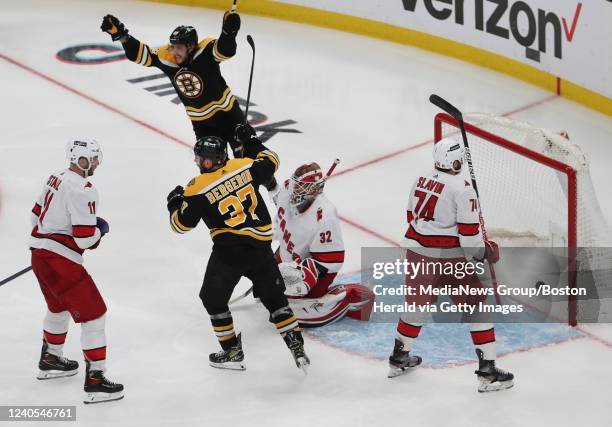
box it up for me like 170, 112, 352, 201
228, 285, 253, 305
229, 159, 341, 306
428, 94, 501, 304
244, 35, 255, 124
0, 266, 32, 287
231, 0, 238, 12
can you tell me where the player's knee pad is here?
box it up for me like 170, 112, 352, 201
45, 309, 71, 323
82, 314, 105, 333
259, 291, 290, 315
81, 314, 106, 349
199, 288, 228, 314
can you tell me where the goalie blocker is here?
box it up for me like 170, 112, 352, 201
270, 162, 374, 328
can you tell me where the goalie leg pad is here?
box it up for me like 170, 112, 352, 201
289, 287, 349, 328
344, 284, 375, 321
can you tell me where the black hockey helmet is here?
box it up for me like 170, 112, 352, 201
194, 136, 228, 171
170, 25, 198, 46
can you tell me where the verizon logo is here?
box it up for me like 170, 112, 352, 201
401, 0, 584, 62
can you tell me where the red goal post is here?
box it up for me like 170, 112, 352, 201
434, 112, 578, 326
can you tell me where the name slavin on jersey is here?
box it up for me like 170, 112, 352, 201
416, 177, 445, 194
204, 170, 253, 204
56, 44, 303, 143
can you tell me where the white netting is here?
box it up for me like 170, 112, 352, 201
439, 113, 612, 245
437, 113, 612, 315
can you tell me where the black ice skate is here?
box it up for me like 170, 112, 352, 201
37, 340, 79, 380
283, 330, 310, 374
388, 339, 422, 378
209, 333, 246, 371
83, 361, 124, 404
475, 349, 514, 392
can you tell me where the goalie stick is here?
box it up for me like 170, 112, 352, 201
428, 94, 501, 304
229, 159, 341, 305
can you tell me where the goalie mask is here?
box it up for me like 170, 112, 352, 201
290, 162, 325, 208
434, 136, 464, 172
66, 138, 103, 177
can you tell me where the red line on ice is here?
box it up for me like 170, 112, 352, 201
0, 52, 192, 149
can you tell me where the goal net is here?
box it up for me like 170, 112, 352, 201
434, 112, 612, 325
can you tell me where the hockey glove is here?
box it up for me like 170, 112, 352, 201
279, 259, 320, 296
222, 11, 241, 36
96, 217, 110, 235
101, 14, 129, 41
483, 240, 500, 264
231, 123, 254, 159
166, 186, 184, 213
264, 177, 278, 192
234, 123, 256, 145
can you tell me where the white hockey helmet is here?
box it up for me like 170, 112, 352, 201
66, 137, 103, 175
433, 136, 464, 172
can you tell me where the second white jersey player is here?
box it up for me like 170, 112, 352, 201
270, 162, 374, 328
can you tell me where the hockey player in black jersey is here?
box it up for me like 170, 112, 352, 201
165, 127, 309, 373
101, 10, 246, 157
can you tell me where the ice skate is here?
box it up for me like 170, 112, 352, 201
475, 349, 514, 392
83, 361, 124, 404
283, 330, 310, 374
37, 340, 79, 380
209, 333, 246, 371
388, 339, 422, 378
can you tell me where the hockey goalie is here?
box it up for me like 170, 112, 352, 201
268, 162, 374, 327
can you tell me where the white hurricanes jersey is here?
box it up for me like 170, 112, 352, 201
30, 169, 101, 264
272, 183, 345, 273
402, 169, 484, 258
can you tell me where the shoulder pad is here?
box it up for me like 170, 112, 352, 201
157, 44, 178, 65
183, 158, 254, 197
199, 38, 215, 49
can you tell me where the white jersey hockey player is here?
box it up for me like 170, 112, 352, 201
29, 138, 124, 403
270, 162, 374, 327
388, 136, 514, 392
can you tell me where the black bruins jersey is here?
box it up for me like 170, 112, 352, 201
121, 32, 242, 137
170, 146, 280, 247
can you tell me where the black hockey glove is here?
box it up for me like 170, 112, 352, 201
231, 123, 257, 159
234, 123, 257, 145
264, 177, 278, 192
222, 11, 241, 36
101, 14, 129, 41
166, 186, 184, 213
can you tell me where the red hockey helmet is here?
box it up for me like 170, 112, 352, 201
290, 162, 325, 207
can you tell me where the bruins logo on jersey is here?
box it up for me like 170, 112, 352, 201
175, 70, 203, 98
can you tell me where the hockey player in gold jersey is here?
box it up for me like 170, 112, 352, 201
165, 127, 309, 372
101, 10, 246, 156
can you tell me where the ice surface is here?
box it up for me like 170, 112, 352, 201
1, 1, 611, 426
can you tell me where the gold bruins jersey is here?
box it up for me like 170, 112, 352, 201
170, 146, 280, 247
122, 33, 238, 126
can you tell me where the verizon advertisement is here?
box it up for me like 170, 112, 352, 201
279, 0, 611, 98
